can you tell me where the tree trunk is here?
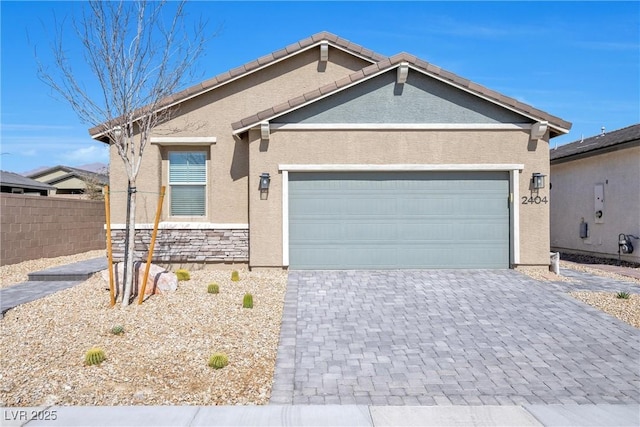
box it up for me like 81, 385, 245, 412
121, 179, 137, 306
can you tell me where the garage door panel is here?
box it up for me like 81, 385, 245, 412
289, 171, 509, 269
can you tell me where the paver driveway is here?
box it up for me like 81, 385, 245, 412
270, 269, 640, 405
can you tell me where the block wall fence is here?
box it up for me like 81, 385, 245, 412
1, 194, 106, 266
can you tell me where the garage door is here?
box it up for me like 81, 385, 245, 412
288, 171, 510, 269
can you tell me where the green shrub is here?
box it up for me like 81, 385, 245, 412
207, 283, 219, 294
110, 325, 124, 335
208, 353, 229, 369
85, 347, 106, 366
242, 293, 253, 309
175, 269, 190, 281
231, 270, 240, 282
616, 291, 630, 299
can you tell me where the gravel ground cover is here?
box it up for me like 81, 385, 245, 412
569, 291, 640, 329
0, 250, 106, 288
1, 251, 638, 407
0, 265, 287, 406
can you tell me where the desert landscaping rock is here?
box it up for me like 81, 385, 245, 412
0, 266, 287, 406
101, 262, 178, 296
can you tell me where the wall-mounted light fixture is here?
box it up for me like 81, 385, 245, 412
259, 173, 271, 192
532, 172, 546, 189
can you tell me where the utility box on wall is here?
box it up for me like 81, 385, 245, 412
594, 183, 605, 224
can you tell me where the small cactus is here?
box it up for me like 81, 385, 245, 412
208, 353, 229, 369
85, 347, 106, 366
231, 270, 240, 282
207, 283, 219, 294
242, 293, 253, 309
175, 269, 190, 281
110, 325, 124, 335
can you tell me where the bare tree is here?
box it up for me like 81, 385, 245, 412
37, 1, 209, 305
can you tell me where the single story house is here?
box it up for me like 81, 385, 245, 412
91, 32, 571, 270
0, 170, 55, 196
27, 165, 109, 198
550, 123, 640, 264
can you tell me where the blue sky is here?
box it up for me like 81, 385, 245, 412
1, 1, 638, 174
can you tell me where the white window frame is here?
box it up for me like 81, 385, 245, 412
168, 150, 208, 218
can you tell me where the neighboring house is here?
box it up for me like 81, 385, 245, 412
550, 124, 640, 264
90, 32, 571, 270
0, 170, 55, 196
27, 165, 108, 198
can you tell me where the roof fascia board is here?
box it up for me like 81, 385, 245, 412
232, 66, 392, 135
90, 41, 380, 142
405, 64, 570, 135
234, 63, 569, 136
550, 139, 640, 165
169, 40, 378, 110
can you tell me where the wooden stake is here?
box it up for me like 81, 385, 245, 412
104, 185, 115, 307
139, 186, 166, 304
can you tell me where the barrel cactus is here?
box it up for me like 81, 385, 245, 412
242, 293, 253, 309
208, 353, 229, 369
175, 269, 190, 281
110, 325, 124, 335
231, 270, 240, 282
207, 283, 219, 294
85, 347, 106, 366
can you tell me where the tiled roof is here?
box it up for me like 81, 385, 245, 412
0, 170, 56, 190
232, 52, 572, 136
27, 165, 109, 186
550, 123, 640, 162
89, 32, 386, 139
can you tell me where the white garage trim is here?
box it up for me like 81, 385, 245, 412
510, 169, 520, 265
280, 164, 524, 267
279, 164, 524, 172
282, 170, 290, 267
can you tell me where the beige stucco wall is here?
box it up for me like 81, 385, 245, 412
550, 145, 640, 263
53, 176, 86, 190
248, 129, 551, 268
32, 170, 68, 182
107, 47, 371, 224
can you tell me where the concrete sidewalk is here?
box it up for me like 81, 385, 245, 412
2, 404, 639, 427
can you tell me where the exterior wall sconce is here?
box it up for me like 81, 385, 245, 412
532, 172, 546, 189
259, 173, 271, 192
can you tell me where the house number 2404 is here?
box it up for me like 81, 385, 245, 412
521, 196, 548, 205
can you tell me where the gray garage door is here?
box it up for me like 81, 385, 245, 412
288, 171, 510, 269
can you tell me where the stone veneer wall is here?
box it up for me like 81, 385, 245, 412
109, 228, 249, 263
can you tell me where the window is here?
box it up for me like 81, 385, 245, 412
169, 151, 206, 216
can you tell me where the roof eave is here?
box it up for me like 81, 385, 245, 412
232, 61, 572, 137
